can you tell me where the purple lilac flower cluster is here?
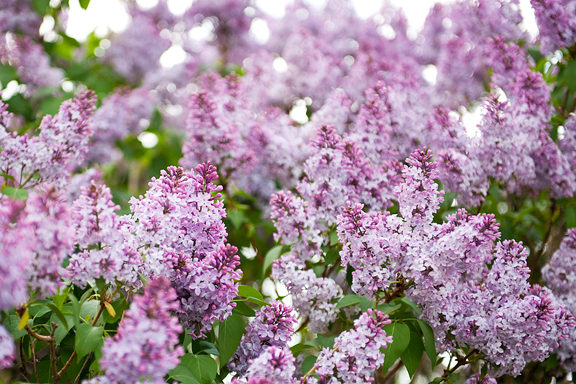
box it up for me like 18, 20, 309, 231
271, 254, 342, 334
129, 163, 241, 338
228, 301, 297, 375
304, 309, 393, 383
86, 277, 184, 384
337, 148, 575, 376
68, 181, 141, 289
530, 0, 576, 54
0, 91, 97, 189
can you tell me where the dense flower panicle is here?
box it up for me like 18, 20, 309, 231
0, 91, 97, 189
0, 35, 64, 94
543, 228, 576, 314
396, 147, 444, 226
0, 195, 29, 309
104, 14, 170, 83
242, 346, 297, 384
23, 185, 74, 297
337, 150, 573, 376
272, 254, 341, 333
0, 0, 41, 35
307, 309, 392, 384
465, 373, 497, 384
94, 277, 184, 384
65, 168, 104, 203
530, 0, 576, 54
174, 244, 242, 338
423, 108, 489, 206
68, 181, 141, 289
88, 87, 156, 164
305, 88, 351, 135
130, 164, 227, 277
0, 324, 14, 370
228, 301, 297, 375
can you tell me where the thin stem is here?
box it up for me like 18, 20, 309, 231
439, 349, 478, 383
19, 338, 28, 382
30, 336, 38, 383
49, 322, 59, 384
529, 200, 557, 271
74, 351, 93, 384
302, 345, 341, 381
59, 293, 107, 378
383, 360, 404, 383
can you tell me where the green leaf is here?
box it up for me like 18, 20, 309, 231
400, 331, 424, 378
375, 302, 402, 315
381, 322, 410, 374
324, 247, 340, 265
3, 314, 30, 339
169, 364, 201, 384
263, 245, 283, 277
329, 230, 339, 246
314, 334, 336, 349
180, 354, 217, 384
0, 65, 17, 87
238, 285, 263, 301
228, 210, 246, 230
75, 323, 104, 361
232, 301, 255, 317
52, 287, 69, 310
302, 355, 317, 375
46, 303, 68, 331
566, 61, 576, 94
197, 341, 219, 356
3, 187, 28, 200
79, 0, 90, 9
218, 314, 245, 368
335, 294, 361, 309
68, 292, 81, 329
417, 319, 437, 366
359, 297, 374, 312
400, 298, 422, 316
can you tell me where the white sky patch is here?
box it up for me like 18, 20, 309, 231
250, 18, 270, 45
290, 100, 309, 124
160, 45, 187, 68
66, 0, 130, 42
273, 56, 288, 73
460, 104, 484, 138
167, 0, 193, 16
422, 64, 438, 85
138, 132, 159, 148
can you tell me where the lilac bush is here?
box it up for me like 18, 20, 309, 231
0, 0, 576, 383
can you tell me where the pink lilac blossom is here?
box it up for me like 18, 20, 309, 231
337, 148, 574, 376
228, 301, 297, 375
129, 163, 240, 337
89, 277, 184, 384
0, 35, 64, 94
530, 0, 576, 54
0, 195, 29, 310
304, 309, 392, 384
184, 0, 256, 65
0, 324, 14, 370
465, 373, 497, 384
103, 13, 170, 84
0, 0, 41, 36
68, 181, 141, 289
23, 185, 73, 297
271, 124, 399, 260
129, 164, 227, 277
241, 346, 297, 384
0, 91, 97, 189
271, 254, 341, 334
173, 243, 242, 338
88, 87, 156, 164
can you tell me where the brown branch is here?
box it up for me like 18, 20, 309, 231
49, 322, 59, 384
59, 296, 107, 378
529, 200, 557, 271
302, 345, 341, 382
383, 360, 404, 383
30, 336, 38, 383
439, 349, 478, 383
74, 351, 93, 384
